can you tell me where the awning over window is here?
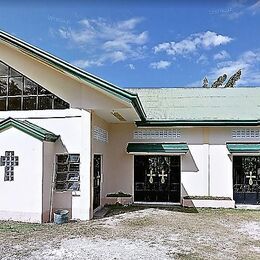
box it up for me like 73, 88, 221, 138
226, 143, 260, 153
127, 143, 189, 154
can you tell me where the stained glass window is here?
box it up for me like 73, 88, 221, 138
0, 60, 70, 110
55, 154, 80, 191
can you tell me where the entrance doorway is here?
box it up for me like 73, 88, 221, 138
93, 155, 102, 210
233, 156, 260, 204
134, 155, 181, 203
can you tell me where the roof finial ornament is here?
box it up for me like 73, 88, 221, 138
211, 74, 227, 88
202, 77, 209, 88
224, 69, 241, 88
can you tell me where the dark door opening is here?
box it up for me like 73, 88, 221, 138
134, 155, 181, 203
93, 155, 102, 210
233, 156, 260, 205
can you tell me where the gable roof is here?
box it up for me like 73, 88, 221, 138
0, 117, 59, 142
127, 87, 260, 126
0, 30, 146, 121
1, 30, 260, 127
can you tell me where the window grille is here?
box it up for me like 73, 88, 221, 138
55, 154, 80, 191
93, 126, 108, 143
232, 129, 260, 139
0, 60, 70, 110
133, 129, 181, 140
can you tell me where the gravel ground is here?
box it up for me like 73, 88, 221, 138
0, 206, 260, 260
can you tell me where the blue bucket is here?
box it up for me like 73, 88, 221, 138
54, 209, 69, 224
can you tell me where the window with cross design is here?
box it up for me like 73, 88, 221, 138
0, 151, 19, 181
0, 60, 70, 110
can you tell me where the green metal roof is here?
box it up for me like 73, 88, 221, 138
0, 30, 146, 121
0, 117, 59, 142
226, 143, 260, 153
127, 88, 260, 125
127, 143, 189, 154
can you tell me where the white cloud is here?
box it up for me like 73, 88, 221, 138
196, 54, 208, 65
154, 31, 232, 57
213, 50, 230, 60
248, 0, 260, 15
71, 51, 127, 69
225, 11, 244, 20
188, 49, 260, 87
57, 17, 148, 67
150, 60, 171, 69
72, 59, 103, 68
209, 50, 260, 85
222, 1, 260, 20
128, 64, 135, 70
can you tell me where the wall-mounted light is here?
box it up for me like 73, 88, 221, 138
111, 111, 126, 121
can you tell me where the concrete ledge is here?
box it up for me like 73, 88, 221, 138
182, 198, 235, 208
236, 204, 260, 210
102, 196, 133, 206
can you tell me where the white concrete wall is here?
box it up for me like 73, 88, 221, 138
208, 127, 259, 199
91, 113, 110, 208
0, 127, 43, 223
105, 125, 207, 200
104, 125, 260, 203
181, 145, 208, 197
42, 141, 55, 222
106, 124, 135, 196
0, 108, 92, 221
209, 145, 233, 197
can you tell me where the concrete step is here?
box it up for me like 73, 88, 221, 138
93, 207, 109, 219
236, 204, 260, 210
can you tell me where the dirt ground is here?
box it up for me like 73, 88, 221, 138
0, 206, 260, 260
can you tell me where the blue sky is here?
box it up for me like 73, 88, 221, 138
1, 0, 260, 88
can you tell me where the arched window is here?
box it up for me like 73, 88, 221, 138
0, 61, 70, 111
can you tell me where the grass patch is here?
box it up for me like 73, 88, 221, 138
0, 221, 43, 233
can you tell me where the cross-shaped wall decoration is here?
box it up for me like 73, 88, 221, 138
147, 169, 156, 184
158, 169, 168, 184
246, 171, 256, 186
0, 151, 19, 181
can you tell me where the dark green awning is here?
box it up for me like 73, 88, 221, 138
127, 143, 189, 154
226, 143, 260, 153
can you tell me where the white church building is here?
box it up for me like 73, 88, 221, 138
0, 30, 259, 223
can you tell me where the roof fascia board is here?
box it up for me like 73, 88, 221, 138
136, 120, 260, 127
0, 118, 59, 142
